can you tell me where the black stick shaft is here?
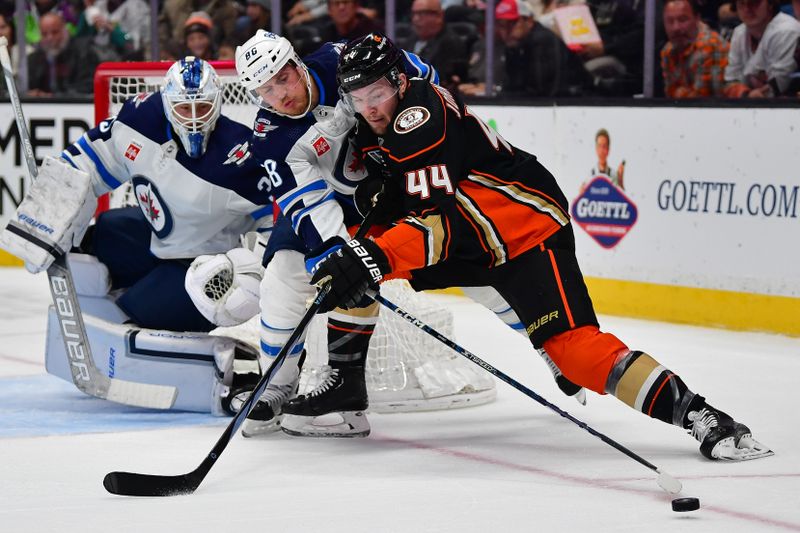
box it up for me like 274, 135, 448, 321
373, 293, 661, 474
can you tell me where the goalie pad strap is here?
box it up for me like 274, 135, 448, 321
5, 220, 65, 258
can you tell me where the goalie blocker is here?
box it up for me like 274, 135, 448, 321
0, 156, 96, 273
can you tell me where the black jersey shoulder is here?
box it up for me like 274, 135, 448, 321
380, 79, 452, 165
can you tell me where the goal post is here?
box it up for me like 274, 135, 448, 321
92, 60, 496, 413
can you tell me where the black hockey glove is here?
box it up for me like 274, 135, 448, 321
308, 237, 391, 313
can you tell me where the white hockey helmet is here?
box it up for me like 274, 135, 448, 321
235, 30, 313, 118
161, 57, 223, 158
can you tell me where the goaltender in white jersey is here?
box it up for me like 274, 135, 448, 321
1, 57, 274, 414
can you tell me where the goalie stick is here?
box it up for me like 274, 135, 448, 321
371, 291, 684, 496
0, 37, 177, 409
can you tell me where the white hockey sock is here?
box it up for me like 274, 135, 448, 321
259, 250, 315, 387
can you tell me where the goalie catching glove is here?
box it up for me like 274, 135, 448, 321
307, 237, 391, 313
0, 156, 96, 273
185, 247, 264, 326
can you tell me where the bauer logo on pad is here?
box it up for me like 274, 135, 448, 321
571, 176, 638, 248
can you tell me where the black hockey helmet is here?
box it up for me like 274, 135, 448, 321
336, 33, 405, 94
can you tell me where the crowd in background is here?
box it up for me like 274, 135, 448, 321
1, 0, 800, 99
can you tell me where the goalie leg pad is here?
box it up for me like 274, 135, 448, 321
66, 253, 112, 297
0, 156, 96, 273
44, 306, 243, 413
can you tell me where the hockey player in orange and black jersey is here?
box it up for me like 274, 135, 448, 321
300, 32, 773, 461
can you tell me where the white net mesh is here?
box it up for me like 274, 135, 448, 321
106, 72, 255, 125
215, 281, 496, 413
97, 64, 496, 413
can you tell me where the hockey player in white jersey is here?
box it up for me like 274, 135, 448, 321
0, 57, 273, 414
232, 31, 441, 437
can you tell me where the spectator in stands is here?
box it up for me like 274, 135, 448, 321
286, 0, 326, 26
182, 11, 216, 60
316, 0, 383, 42
24, 0, 79, 44
0, 12, 18, 72
406, 0, 469, 89
233, 0, 271, 46
724, 0, 800, 96
493, 0, 590, 96
158, 0, 237, 53
26, 11, 99, 96
108, 0, 151, 58
0, 11, 18, 98
75, 0, 131, 62
661, 0, 729, 97
577, 0, 651, 95
218, 38, 237, 60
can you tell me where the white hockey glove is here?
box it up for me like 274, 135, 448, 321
185, 247, 264, 327
0, 156, 96, 273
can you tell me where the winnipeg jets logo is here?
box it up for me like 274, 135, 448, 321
131, 176, 173, 238
347, 148, 365, 174
139, 187, 160, 221
394, 107, 430, 134
224, 142, 251, 166
253, 117, 278, 138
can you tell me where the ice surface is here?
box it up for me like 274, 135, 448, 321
1, 268, 798, 532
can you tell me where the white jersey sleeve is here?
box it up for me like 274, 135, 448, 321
60, 92, 274, 259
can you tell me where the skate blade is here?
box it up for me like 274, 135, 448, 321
241, 416, 282, 438
713, 435, 774, 461
574, 388, 587, 406
281, 411, 370, 438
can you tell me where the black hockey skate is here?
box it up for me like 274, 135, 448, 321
281, 363, 370, 438
688, 406, 773, 461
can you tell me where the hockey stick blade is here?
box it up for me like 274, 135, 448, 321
103, 284, 332, 497
103, 471, 202, 497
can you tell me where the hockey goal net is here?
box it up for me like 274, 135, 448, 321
93, 61, 496, 413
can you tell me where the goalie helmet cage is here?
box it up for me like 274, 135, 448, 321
92, 60, 496, 413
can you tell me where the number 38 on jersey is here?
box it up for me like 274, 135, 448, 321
405, 164, 453, 199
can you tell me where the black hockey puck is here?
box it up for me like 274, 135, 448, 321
671, 497, 700, 512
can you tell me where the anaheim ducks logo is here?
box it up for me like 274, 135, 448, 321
394, 106, 430, 134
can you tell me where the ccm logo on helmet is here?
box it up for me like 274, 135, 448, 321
343, 74, 361, 83
347, 240, 383, 283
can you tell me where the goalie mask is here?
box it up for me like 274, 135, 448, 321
162, 57, 223, 158
235, 30, 314, 118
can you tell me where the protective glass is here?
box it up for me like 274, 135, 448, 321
343, 77, 399, 115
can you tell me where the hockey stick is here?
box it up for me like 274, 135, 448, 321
103, 211, 381, 496
0, 37, 177, 409
371, 292, 684, 495
103, 282, 332, 496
